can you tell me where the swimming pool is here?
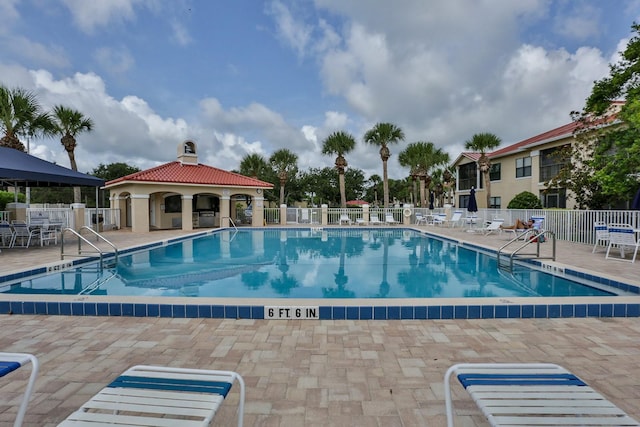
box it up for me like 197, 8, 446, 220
1, 228, 639, 320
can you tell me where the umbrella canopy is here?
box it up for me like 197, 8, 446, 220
632, 187, 640, 210
0, 146, 104, 187
428, 191, 434, 210
346, 200, 368, 206
467, 187, 478, 213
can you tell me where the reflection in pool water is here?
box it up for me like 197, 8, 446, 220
3, 228, 616, 298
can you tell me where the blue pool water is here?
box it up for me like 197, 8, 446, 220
0, 228, 620, 298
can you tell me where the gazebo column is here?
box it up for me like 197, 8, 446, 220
220, 191, 230, 227
252, 196, 264, 227
130, 194, 150, 232
181, 195, 193, 231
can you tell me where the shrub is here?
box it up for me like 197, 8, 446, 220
0, 191, 25, 211
507, 191, 542, 209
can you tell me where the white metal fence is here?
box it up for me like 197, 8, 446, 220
263, 206, 640, 247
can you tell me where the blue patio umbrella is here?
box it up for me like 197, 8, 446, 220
429, 191, 435, 210
467, 187, 478, 213
632, 187, 640, 210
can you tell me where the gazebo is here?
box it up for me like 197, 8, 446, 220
104, 141, 273, 232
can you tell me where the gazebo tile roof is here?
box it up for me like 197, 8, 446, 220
106, 161, 272, 188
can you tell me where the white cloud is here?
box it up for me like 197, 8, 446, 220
94, 46, 135, 74
265, 1, 313, 58
171, 20, 193, 46
61, 0, 139, 33
0, 0, 20, 34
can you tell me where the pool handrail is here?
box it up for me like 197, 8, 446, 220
60, 227, 118, 270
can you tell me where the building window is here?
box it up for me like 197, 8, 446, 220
164, 195, 182, 213
540, 145, 569, 182
489, 163, 501, 181
458, 163, 477, 190
489, 196, 501, 209
541, 189, 566, 209
516, 157, 532, 178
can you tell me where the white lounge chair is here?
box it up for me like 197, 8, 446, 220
445, 363, 640, 427
355, 217, 366, 226
470, 218, 504, 235
0, 352, 39, 427
501, 215, 545, 240
592, 220, 610, 253
58, 365, 245, 427
338, 211, 352, 225
385, 213, 399, 225
606, 223, 640, 263
370, 214, 382, 225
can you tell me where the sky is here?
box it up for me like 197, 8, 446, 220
1, 0, 639, 181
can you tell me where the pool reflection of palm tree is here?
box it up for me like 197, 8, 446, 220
270, 236, 299, 295
323, 234, 355, 298
241, 271, 269, 290
397, 236, 446, 297
376, 233, 391, 297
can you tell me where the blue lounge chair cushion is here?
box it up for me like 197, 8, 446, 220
457, 372, 586, 388
109, 374, 233, 396
0, 361, 21, 377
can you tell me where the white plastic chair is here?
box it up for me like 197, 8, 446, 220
592, 220, 610, 253
606, 223, 640, 263
0, 352, 39, 427
384, 213, 399, 225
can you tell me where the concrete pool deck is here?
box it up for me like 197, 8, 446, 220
1, 225, 639, 425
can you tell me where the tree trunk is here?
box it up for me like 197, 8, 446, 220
382, 160, 389, 208
484, 171, 491, 208
339, 172, 346, 208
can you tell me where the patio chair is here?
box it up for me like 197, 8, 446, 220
384, 213, 399, 225
415, 213, 430, 225
501, 215, 545, 240
0, 352, 39, 427
605, 223, 640, 263
469, 218, 504, 235
370, 214, 382, 225
432, 213, 447, 225
338, 211, 352, 225
592, 220, 610, 253
445, 362, 640, 427
464, 213, 478, 228
10, 221, 40, 248
355, 217, 366, 226
58, 365, 245, 427
0, 221, 15, 247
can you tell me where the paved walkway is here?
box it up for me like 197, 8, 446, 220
0, 226, 639, 426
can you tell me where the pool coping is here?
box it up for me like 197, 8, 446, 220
1, 227, 640, 320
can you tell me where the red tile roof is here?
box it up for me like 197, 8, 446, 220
489, 121, 579, 158
105, 161, 273, 188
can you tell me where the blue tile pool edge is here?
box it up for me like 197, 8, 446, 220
1, 227, 639, 320
1, 299, 639, 320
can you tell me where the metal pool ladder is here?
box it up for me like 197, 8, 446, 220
60, 226, 119, 271
497, 229, 556, 271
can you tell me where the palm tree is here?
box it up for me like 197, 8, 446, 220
0, 85, 50, 152
269, 148, 298, 206
464, 132, 501, 208
321, 131, 356, 208
367, 174, 382, 206
398, 144, 421, 206
363, 122, 405, 208
399, 142, 449, 207
239, 153, 269, 179
50, 105, 94, 203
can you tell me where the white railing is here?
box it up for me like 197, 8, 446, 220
85, 208, 121, 231
0, 211, 10, 222
259, 206, 640, 248
26, 208, 73, 229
